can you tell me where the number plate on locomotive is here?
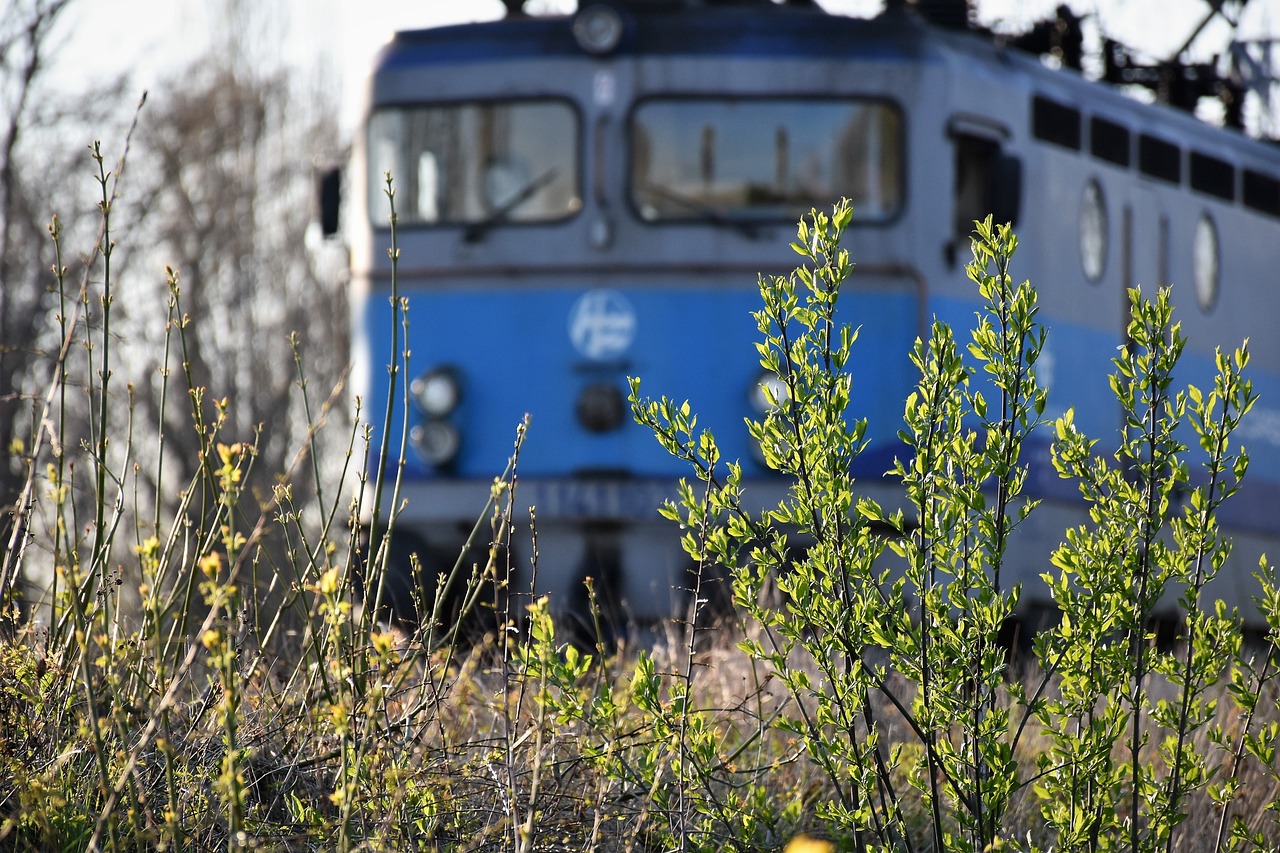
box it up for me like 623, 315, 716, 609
523, 479, 677, 520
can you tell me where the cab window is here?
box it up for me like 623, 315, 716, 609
631, 98, 903, 223
368, 100, 581, 227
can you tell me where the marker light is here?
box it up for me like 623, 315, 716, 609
411, 421, 461, 468
410, 368, 461, 417
572, 4, 625, 56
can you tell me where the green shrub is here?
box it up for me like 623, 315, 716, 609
632, 202, 1280, 852
3, 139, 1280, 852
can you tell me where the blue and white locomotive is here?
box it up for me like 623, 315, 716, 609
340, 0, 1280, 627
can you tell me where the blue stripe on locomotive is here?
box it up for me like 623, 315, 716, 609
366, 281, 1280, 529
886, 295, 1280, 533
363, 284, 920, 482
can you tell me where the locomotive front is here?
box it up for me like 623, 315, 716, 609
349, 2, 929, 629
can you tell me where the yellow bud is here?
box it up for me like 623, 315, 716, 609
371, 630, 395, 656
200, 552, 222, 578
135, 536, 161, 569
785, 834, 836, 853
318, 566, 341, 597
329, 701, 350, 734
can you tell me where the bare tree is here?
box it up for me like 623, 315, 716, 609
0, 0, 138, 618
0, 0, 348, 630
0, 0, 73, 523
120, 7, 348, 589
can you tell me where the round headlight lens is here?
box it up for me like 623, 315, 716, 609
410, 368, 460, 417
572, 4, 624, 56
410, 421, 461, 468
749, 371, 790, 414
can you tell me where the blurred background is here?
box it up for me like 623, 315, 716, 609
1, 0, 1276, 604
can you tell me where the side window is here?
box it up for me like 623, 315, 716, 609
954, 134, 999, 242
950, 132, 1021, 266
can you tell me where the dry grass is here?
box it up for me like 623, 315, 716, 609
5, 594, 1278, 851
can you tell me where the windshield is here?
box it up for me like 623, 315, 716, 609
367, 100, 581, 226
631, 99, 902, 222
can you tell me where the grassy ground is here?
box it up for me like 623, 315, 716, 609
3, 578, 1279, 851
3, 171, 1280, 851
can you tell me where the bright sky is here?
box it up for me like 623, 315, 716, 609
50, 0, 1280, 132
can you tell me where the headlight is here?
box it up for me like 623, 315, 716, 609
572, 4, 625, 56
410, 421, 461, 468
749, 371, 790, 414
410, 368, 461, 417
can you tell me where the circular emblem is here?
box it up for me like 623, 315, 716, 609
569, 289, 635, 360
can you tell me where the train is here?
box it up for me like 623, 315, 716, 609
330, 0, 1280, 631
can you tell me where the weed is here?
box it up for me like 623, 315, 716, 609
1, 140, 1278, 853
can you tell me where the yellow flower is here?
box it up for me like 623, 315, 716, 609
215, 443, 243, 489
135, 536, 162, 571
785, 833, 836, 853
318, 566, 341, 597
370, 630, 396, 657
329, 700, 350, 735
199, 552, 222, 578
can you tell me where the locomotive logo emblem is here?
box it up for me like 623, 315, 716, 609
568, 289, 635, 360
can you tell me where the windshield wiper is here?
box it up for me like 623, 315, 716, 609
463, 168, 559, 243
637, 181, 762, 240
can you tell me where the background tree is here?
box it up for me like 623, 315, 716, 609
0, 0, 349, 623
0, 0, 136, 613
117, 2, 349, 614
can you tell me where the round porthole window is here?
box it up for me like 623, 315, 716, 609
1193, 213, 1220, 312
1079, 179, 1107, 283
